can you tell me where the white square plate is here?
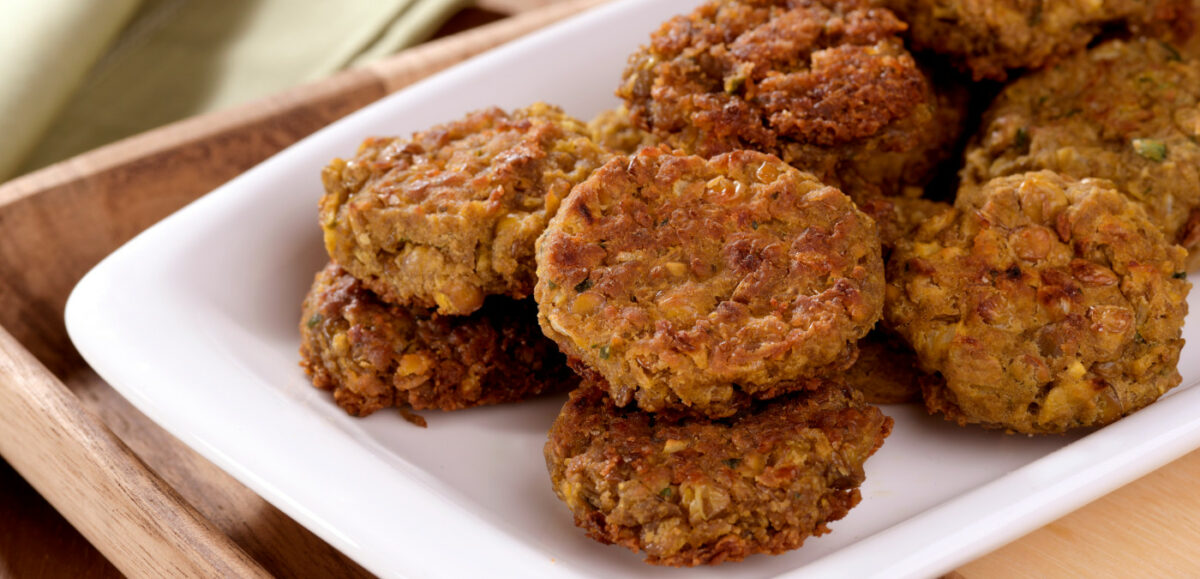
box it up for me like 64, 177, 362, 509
65, 0, 1200, 577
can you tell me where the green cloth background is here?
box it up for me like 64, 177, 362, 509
0, 0, 468, 180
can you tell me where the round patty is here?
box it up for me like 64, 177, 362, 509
962, 38, 1200, 253
876, 0, 1189, 80
319, 103, 610, 315
544, 382, 892, 566
299, 263, 578, 417
885, 171, 1190, 434
536, 147, 885, 418
617, 0, 963, 200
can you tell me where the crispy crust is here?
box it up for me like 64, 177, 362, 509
319, 103, 610, 315
617, 0, 962, 200
885, 171, 1190, 434
545, 382, 892, 566
857, 194, 952, 255
877, 0, 1190, 80
851, 196, 952, 405
588, 106, 660, 155
850, 197, 952, 405
536, 147, 884, 417
299, 263, 578, 416
962, 38, 1200, 252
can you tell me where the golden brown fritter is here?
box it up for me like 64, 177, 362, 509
876, 0, 1189, 80
886, 171, 1190, 434
617, 0, 963, 200
319, 103, 610, 315
588, 106, 659, 155
848, 197, 951, 405
545, 381, 892, 566
843, 328, 923, 404
536, 147, 884, 418
962, 38, 1200, 255
299, 263, 578, 417
857, 194, 952, 254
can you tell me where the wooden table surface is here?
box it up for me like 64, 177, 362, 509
1, 1, 1198, 577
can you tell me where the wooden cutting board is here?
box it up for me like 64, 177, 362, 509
0, 0, 1197, 576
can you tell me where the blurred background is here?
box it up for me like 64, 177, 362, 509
0, 0, 540, 181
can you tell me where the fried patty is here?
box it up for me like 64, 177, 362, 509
545, 382, 892, 566
848, 197, 951, 405
536, 147, 884, 417
617, 0, 963, 200
876, 0, 1189, 80
319, 103, 611, 315
588, 106, 659, 155
857, 194, 952, 255
885, 171, 1190, 434
962, 38, 1200, 255
843, 327, 923, 404
299, 263, 578, 416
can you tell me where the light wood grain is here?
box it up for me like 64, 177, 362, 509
0, 0, 1197, 575
0, 325, 269, 578
956, 449, 1200, 577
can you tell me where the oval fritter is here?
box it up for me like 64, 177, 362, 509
886, 171, 1190, 434
544, 382, 892, 566
536, 147, 884, 417
319, 103, 611, 315
617, 0, 963, 200
299, 263, 578, 416
962, 38, 1200, 254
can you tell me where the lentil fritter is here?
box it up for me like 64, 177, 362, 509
536, 147, 884, 418
617, 0, 964, 200
299, 263, 578, 417
545, 382, 892, 566
857, 194, 952, 255
319, 103, 610, 315
588, 106, 660, 155
886, 171, 1190, 434
961, 38, 1200, 254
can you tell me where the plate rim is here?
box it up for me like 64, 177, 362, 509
64, 0, 1200, 576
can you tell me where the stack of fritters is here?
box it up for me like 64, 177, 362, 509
600, 0, 1196, 437
536, 147, 894, 565
297, 0, 1200, 568
300, 103, 612, 417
